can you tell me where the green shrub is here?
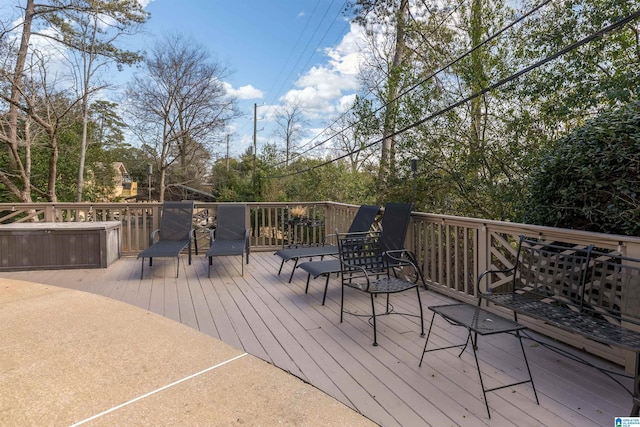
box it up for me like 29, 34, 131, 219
522, 101, 640, 236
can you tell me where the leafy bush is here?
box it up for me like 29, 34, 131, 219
522, 101, 640, 236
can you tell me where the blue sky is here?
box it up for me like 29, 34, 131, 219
135, 0, 363, 157
1, 0, 365, 157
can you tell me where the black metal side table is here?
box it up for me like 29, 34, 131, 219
284, 217, 324, 246
419, 303, 539, 418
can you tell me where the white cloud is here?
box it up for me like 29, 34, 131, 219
137, 0, 155, 7
278, 22, 366, 120
337, 94, 357, 113
224, 82, 264, 100
324, 23, 367, 76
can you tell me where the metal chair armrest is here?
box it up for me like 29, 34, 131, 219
476, 266, 517, 299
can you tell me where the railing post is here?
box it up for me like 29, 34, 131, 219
476, 224, 490, 296
623, 240, 640, 374
626, 241, 640, 260
324, 203, 333, 241
406, 215, 415, 260
44, 205, 55, 222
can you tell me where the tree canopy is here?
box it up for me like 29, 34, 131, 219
0, 0, 638, 237
523, 101, 640, 236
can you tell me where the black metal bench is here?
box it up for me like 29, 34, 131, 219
477, 235, 640, 416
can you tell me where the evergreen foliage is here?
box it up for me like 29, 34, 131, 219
523, 101, 640, 236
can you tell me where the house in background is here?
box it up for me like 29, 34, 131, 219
87, 162, 138, 201
113, 162, 137, 200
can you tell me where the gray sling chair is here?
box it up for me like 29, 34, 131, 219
297, 202, 426, 305
138, 201, 195, 278
274, 205, 380, 283
206, 204, 250, 276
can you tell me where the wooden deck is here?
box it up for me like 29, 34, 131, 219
1, 252, 634, 426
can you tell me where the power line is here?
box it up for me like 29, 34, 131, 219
280, 0, 553, 167
267, 8, 640, 180
262, 0, 323, 108
264, 0, 344, 114
287, 0, 469, 163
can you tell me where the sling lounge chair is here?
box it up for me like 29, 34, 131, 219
274, 204, 379, 283
138, 201, 195, 278
297, 202, 426, 305
206, 204, 250, 276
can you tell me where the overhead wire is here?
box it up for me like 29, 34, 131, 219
262, 0, 345, 124
262, 0, 323, 108
288, 0, 467, 162
286, 21, 374, 153
280, 0, 552, 167
267, 8, 640, 179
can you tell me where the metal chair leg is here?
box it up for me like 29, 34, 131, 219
371, 293, 378, 346
321, 274, 330, 306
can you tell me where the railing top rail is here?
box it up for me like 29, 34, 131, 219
2, 202, 639, 247
411, 211, 640, 246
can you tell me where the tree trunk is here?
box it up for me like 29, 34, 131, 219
6, 0, 35, 203
77, 15, 99, 202
159, 166, 166, 202
77, 92, 90, 201
377, 0, 408, 202
469, 0, 486, 169
47, 132, 59, 202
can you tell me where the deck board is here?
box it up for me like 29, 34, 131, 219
1, 252, 634, 426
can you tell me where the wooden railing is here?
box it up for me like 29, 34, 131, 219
3, 202, 639, 288
0, 202, 365, 256
3, 201, 640, 368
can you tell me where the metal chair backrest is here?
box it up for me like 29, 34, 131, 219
587, 250, 640, 325
159, 201, 194, 242
337, 231, 385, 276
215, 204, 247, 241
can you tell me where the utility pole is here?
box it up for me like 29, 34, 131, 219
147, 164, 152, 202
226, 134, 230, 171
253, 103, 257, 193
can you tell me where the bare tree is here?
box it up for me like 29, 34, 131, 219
0, 31, 81, 202
273, 103, 307, 167
0, 0, 36, 202
329, 96, 379, 173
0, 0, 146, 203
46, 0, 148, 201
350, 0, 411, 201
125, 33, 238, 201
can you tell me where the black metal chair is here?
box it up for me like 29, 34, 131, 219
297, 202, 426, 305
275, 205, 380, 282
206, 204, 250, 276
337, 229, 424, 346
138, 201, 195, 278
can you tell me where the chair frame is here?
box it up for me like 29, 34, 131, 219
275, 205, 380, 282
297, 202, 427, 306
337, 230, 424, 346
137, 201, 195, 278
206, 204, 250, 276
